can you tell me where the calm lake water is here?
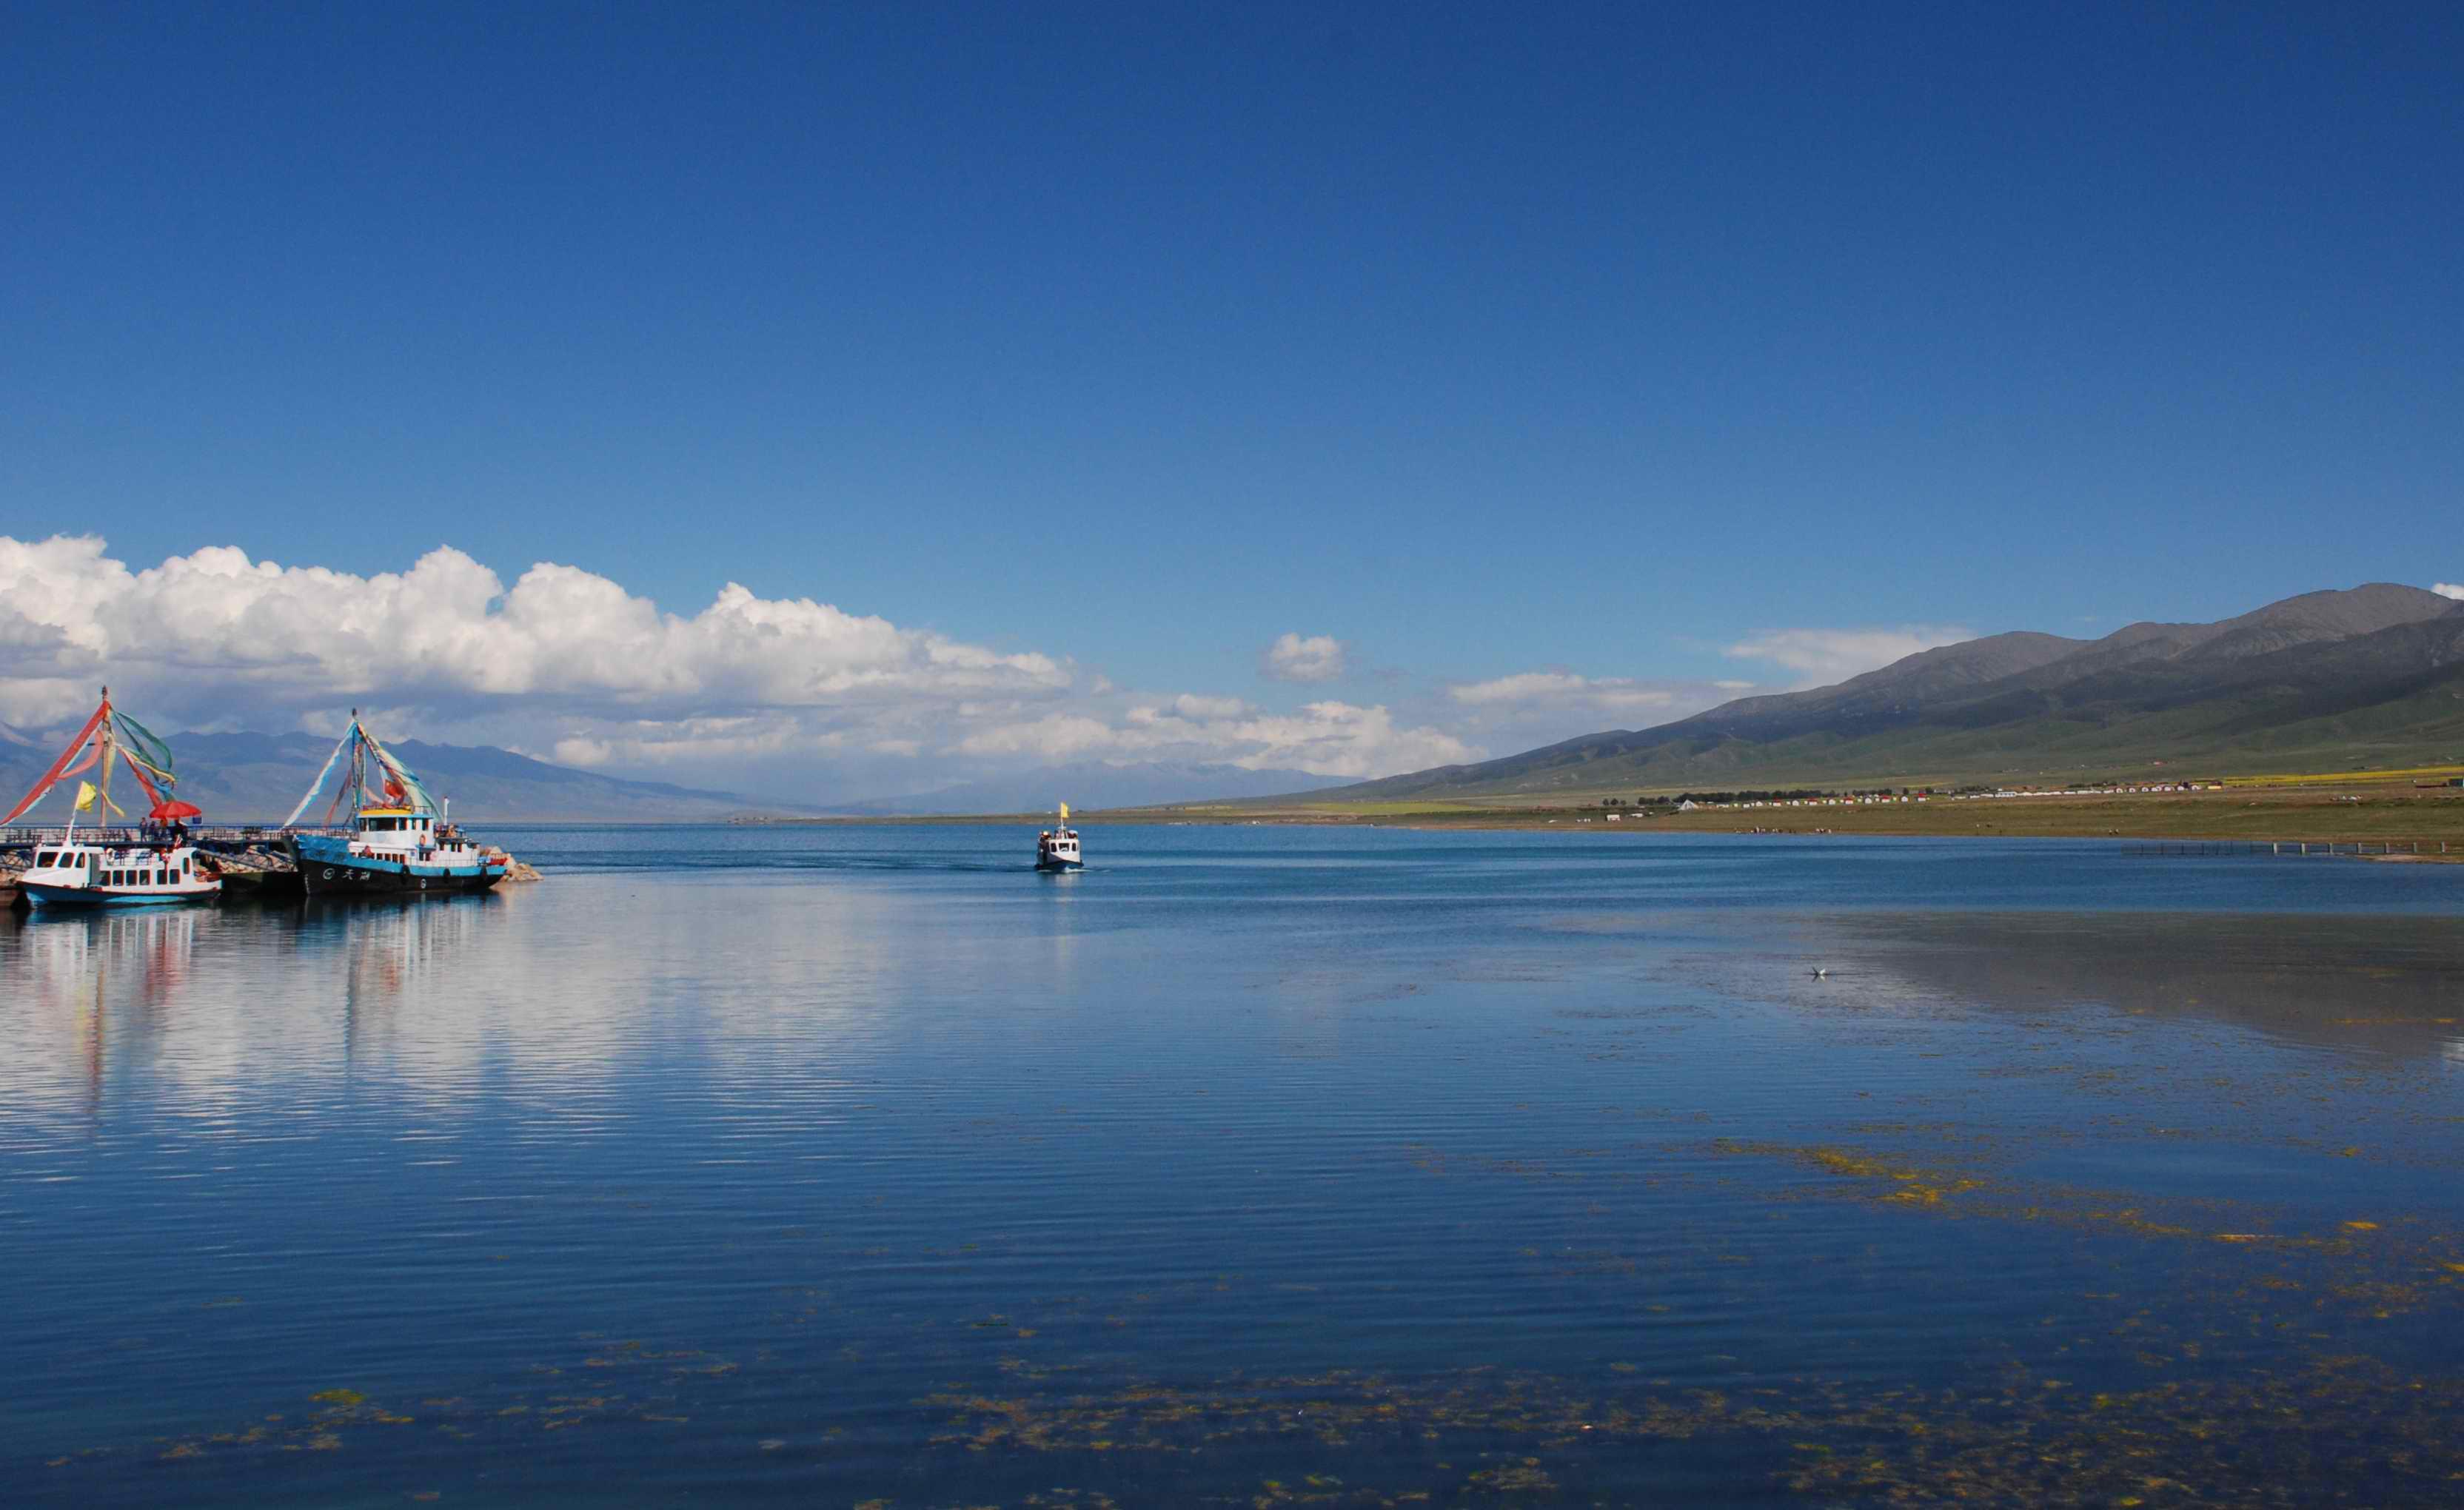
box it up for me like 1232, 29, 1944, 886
7, 825, 2464, 1506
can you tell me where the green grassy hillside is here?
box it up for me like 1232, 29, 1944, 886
1281, 585, 2464, 804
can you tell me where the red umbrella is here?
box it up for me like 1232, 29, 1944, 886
149, 799, 203, 822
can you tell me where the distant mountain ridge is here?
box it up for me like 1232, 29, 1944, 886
0, 727, 814, 822
0, 724, 1349, 821
825, 760, 1345, 814
1302, 584, 2464, 801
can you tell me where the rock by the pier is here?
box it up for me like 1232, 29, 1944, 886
500, 856, 543, 882
209, 845, 296, 874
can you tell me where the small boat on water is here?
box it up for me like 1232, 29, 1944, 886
1037, 802, 1084, 870
1, 688, 223, 909
21, 842, 221, 908
280, 713, 509, 899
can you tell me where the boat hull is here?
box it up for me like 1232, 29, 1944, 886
286, 837, 505, 898
1035, 856, 1083, 870
23, 882, 219, 908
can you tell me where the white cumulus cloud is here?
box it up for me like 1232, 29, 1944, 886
0, 534, 1473, 796
1448, 671, 1675, 716
1721, 625, 1975, 688
1261, 631, 1348, 683
0, 534, 1070, 730
2434, 583, 2464, 601
1169, 693, 1252, 719
962, 698, 1473, 778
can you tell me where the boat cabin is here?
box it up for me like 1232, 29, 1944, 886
1036, 827, 1082, 867
348, 807, 485, 865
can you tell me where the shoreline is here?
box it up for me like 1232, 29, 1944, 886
725, 791, 2464, 854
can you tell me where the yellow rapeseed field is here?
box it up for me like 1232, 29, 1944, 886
2223, 765, 2464, 789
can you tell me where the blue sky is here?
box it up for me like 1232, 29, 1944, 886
4, 4, 2460, 796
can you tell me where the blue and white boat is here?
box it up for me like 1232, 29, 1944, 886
279, 714, 508, 899
287, 809, 507, 897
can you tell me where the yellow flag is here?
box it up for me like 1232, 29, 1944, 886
74, 780, 98, 812
1059, 801, 1069, 822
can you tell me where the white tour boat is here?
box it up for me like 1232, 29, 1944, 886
3, 687, 222, 910
1036, 802, 1084, 870
20, 842, 221, 908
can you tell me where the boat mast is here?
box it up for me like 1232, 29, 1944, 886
349, 709, 366, 814
96, 686, 114, 834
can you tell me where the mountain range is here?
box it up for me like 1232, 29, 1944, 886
1298, 584, 2464, 802
821, 762, 1341, 815
0, 724, 1341, 822
11, 583, 2459, 820
0, 728, 810, 823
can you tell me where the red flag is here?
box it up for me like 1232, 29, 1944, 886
0, 701, 110, 825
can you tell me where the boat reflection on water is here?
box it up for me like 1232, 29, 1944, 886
2, 904, 202, 1114
0, 876, 943, 1123
0, 893, 505, 1118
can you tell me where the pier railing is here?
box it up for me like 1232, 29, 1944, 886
0, 824, 347, 851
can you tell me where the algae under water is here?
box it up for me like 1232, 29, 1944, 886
4, 825, 2463, 1505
